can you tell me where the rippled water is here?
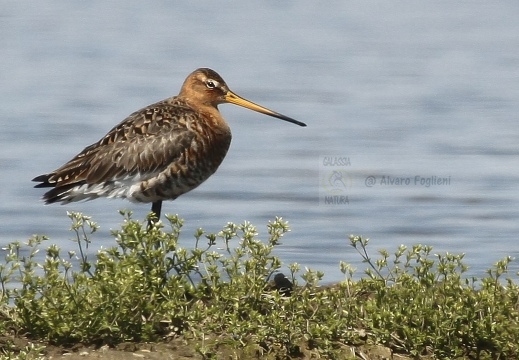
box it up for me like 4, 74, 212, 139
1, 2, 519, 283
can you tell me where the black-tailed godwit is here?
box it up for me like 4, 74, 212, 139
33, 68, 306, 219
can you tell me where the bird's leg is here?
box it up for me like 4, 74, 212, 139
151, 201, 162, 219
147, 201, 162, 229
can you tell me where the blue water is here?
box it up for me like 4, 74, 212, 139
1, 1, 518, 283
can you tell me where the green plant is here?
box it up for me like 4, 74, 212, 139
349, 235, 519, 359
0, 342, 46, 360
3, 212, 198, 344
0, 214, 518, 359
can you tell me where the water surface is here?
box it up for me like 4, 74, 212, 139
1, 2, 518, 283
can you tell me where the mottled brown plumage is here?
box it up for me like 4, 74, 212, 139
33, 68, 306, 219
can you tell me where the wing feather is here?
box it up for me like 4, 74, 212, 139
33, 98, 198, 191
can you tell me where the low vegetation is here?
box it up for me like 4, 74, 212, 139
0, 212, 518, 359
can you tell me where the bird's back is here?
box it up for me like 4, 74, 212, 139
33, 96, 232, 204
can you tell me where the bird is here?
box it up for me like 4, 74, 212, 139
33, 68, 306, 220
272, 273, 293, 297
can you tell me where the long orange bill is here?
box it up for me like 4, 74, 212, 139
225, 90, 306, 127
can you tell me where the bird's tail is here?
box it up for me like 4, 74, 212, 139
32, 174, 84, 204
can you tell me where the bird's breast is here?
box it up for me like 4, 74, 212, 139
131, 108, 232, 203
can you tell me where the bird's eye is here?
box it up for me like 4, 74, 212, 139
206, 79, 218, 89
